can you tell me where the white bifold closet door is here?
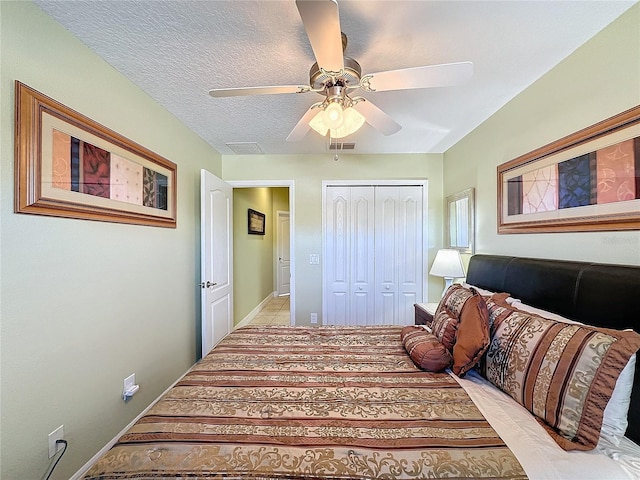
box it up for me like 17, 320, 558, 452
324, 185, 423, 326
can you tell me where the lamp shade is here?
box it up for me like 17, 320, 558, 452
329, 107, 365, 138
309, 110, 329, 136
324, 102, 344, 129
429, 249, 465, 279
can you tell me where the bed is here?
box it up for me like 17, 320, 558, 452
83, 255, 640, 479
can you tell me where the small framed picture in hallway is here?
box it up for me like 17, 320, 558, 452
248, 208, 265, 235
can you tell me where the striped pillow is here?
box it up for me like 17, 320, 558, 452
439, 284, 475, 318
430, 309, 458, 351
483, 307, 640, 450
400, 326, 453, 372
431, 285, 475, 351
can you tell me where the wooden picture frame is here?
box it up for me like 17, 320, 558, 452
248, 208, 265, 235
498, 105, 640, 233
14, 81, 177, 228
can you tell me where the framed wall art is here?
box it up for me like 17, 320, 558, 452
498, 105, 640, 233
14, 81, 177, 228
248, 208, 265, 235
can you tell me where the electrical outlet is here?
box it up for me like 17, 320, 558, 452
48, 425, 64, 458
124, 373, 136, 392
123, 373, 140, 400
310, 313, 317, 324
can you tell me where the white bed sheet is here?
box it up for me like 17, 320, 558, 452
455, 369, 640, 480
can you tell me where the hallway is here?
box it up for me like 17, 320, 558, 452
247, 295, 290, 326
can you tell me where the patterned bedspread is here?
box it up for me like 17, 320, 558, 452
84, 326, 526, 479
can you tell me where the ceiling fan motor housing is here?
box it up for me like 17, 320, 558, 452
309, 56, 362, 91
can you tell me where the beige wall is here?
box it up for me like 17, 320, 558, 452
0, 2, 222, 479
223, 153, 445, 324
444, 5, 640, 266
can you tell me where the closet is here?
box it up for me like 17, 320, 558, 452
323, 184, 425, 325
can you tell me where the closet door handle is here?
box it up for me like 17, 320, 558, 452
199, 281, 217, 288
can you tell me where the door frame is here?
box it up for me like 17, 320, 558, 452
321, 180, 429, 324
227, 180, 295, 326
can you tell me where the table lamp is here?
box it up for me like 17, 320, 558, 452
430, 249, 465, 297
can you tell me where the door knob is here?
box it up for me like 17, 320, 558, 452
385, 285, 390, 290
199, 281, 217, 288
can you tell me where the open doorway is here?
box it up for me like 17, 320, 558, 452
228, 180, 295, 328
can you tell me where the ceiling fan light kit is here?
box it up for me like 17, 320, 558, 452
208, 0, 473, 142
331, 107, 365, 138
309, 105, 365, 139
324, 102, 344, 129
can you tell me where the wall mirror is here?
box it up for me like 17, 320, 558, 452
446, 188, 475, 254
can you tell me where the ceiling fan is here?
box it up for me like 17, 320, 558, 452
208, 0, 473, 141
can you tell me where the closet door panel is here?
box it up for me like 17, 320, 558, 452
375, 188, 399, 324
325, 187, 350, 325
350, 187, 375, 325
398, 187, 423, 325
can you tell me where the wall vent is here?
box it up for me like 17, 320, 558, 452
328, 142, 356, 151
225, 142, 264, 154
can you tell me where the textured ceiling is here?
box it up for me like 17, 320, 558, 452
34, 0, 636, 156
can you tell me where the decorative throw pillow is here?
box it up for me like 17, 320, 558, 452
452, 290, 490, 377
483, 308, 640, 451
507, 301, 637, 447
431, 284, 477, 351
439, 284, 475, 318
484, 292, 514, 337
430, 309, 458, 351
400, 326, 452, 372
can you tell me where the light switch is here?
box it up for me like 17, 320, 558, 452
309, 254, 319, 265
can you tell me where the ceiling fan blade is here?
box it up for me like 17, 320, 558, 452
365, 61, 473, 92
353, 100, 401, 136
286, 107, 321, 142
296, 0, 344, 73
209, 85, 309, 98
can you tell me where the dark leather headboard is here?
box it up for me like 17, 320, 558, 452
466, 254, 640, 444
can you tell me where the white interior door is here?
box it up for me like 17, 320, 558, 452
276, 211, 290, 296
349, 187, 375, 325
324, 186, 350, 325
324, 183, 424, 326
374, 186, 422, 325
397, 187, 423, 324
324, 186, 375, 325
375, 187, 398, 324
200, 169, 233, 356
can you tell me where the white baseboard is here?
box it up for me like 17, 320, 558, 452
70, 365, 195, 479
234, 291, 277, 330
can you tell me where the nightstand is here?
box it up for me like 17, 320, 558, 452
414, 303, 438, 326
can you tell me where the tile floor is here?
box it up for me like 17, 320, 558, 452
247, 295, 290, 326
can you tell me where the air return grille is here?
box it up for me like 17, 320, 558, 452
328, 142, 356, 151
225, 142, 264, 154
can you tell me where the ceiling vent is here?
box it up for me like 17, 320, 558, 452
225, 142, 264, 154
328, 142, 356, 151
